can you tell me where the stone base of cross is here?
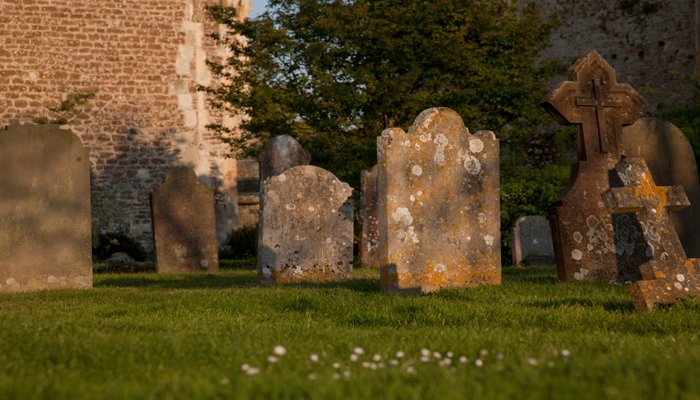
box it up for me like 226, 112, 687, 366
603, 157, 700, 312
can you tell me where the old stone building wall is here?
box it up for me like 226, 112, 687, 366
0, 0, 251, 252
534, 0, 698, 110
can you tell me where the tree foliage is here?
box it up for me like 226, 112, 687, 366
201, 0, 566, 187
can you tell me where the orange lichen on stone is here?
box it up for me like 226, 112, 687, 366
377, 108, 500, 294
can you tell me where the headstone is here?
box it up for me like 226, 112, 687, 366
603, 157, 700, 312
258, 134, 311, 200
360, 165, 379, 268
151, 166, 219, 273
622, 118, 700, 258
0, 125, 92, 292
104, 252, 155, 274
511, 216, 555, 266
377, 108, 501, 294
257, 165, 353, 284
541, 50, 649, 281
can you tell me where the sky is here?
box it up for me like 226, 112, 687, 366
248, 0, 269, 18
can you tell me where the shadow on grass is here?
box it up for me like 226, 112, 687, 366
525, 297, 636, 313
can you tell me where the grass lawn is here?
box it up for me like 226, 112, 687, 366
1, 263, 699, 399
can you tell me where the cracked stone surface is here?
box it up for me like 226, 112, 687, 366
603, 157, 700, 312
541, 50, 650, 282
377, 107, 500, 294
257, 165, 353, 284
151, 166, 219, 273
0, 125, 92, 292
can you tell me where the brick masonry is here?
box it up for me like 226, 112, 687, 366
0, 0, 251, 252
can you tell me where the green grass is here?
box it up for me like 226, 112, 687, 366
1, 265, 699, 399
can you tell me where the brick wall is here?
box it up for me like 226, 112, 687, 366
0, 0, 251, 252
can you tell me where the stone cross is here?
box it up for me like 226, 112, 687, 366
540, 50, 650, 281
603, 157, 700, 312
377, 108, 500, 294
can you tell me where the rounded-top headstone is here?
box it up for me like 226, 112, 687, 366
258, 135, 311, 183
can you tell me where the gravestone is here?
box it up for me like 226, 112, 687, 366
377, 108, 500, 294
258, 135, 311, 201
511, 216, 555, 266
622, 118, 700, 258
257, 165, 353, 284
151, 166, 219, 273
360, 165, 379, 268
541, 50, 649, 281
603, 157, 700, 312
0, 125, 92, 292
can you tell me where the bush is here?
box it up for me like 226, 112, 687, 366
500, 165, 570, 265
92, 232, 148, 262
219, 226, 257, 260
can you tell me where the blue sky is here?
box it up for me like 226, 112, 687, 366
248, 0, 269, 18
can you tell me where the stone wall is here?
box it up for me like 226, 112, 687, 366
0, 0, 251, 251
534, 0, 698, 110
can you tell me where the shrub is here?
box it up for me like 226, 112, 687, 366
92, 232, 148, 262
219, 226, 257, 260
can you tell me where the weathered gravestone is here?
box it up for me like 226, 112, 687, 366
512, 216, 555, 266
603, 157, 700, 312
151, 166, 219, 273
258, 135, 311, 206
541, 50, 650, 281
622, 118, 700, 258
360, 165, 379, 268
257, 165, 353, 284
0, 125, 92, 292
377, 108, 500, 294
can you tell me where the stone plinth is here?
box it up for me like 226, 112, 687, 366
622, 118, 700, 258
151, 166, 219, 273
512, 216, 555, 266
258, 165, 353, 284
360, 165, 379, 268
377, 108, 501, 294
0, 125, 92, 292
603, 157, 700, 312
541, 50, 649, 281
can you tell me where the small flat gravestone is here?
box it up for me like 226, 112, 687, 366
0, 125, 92, 292
360, 165, 379, 268
541, 50, 650, 282
603, 157, 700, 312
151, 166, 219, 273
511, 216, 555, 266
258, 165, 353, 284
622, 118, 700, 258
378, 107, 501, 294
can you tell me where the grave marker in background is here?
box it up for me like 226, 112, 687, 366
0, 125, 92, 292
377, 108, 500, 294
258, 165, 353, 284
603, 157, 700, 312
151, 166, 219, 273
622, 118, 700, 258
511, 216, 555, 266
541, 50, 650, 281
360, 165, 379, 268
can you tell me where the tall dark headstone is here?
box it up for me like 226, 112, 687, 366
541, 50, 649, 281
0, 125, 92, 292
151, 166, 219, 273
603, 157, 700, 312
622, 118, 700, 258
360, 165, 379, 268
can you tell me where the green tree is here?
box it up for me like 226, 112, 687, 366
200, 0, 565, 188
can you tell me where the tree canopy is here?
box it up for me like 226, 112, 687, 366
201, 0, 566, 187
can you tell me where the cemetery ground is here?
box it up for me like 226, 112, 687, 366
1, 263, 699, 400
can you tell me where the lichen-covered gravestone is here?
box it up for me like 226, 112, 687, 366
603, 157, 700, 312
151, 166, 219, 273
541, 50, 650, 281
377, 108, 500, 294
258, 135, 311, 206
511, 216, 555, 267
360, 165, 379, 268
622, 118, 700, 258
0, 125, 92, 292
257, 165, 353, 284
